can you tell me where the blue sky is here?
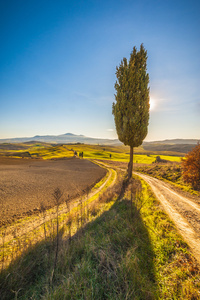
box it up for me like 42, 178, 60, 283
0, 0, 199, 141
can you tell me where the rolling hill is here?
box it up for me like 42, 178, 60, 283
143, 139, 199, 153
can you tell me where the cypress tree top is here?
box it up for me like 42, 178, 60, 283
112, 44, 150, 148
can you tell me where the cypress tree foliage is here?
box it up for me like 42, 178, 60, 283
112, 44, 150, 179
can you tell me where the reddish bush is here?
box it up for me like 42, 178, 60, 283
182, 144, 200, 190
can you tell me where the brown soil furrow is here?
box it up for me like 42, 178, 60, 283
0, 157, 107, 227
0, 167, 116, 246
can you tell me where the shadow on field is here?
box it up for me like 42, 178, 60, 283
0, 185, 158, 300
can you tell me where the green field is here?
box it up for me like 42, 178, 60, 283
0, 143, 74, 160
0, 142, 182, 163
60, 144, 182, 164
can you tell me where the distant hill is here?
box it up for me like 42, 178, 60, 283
0, 133, 122, 146
144, 139, 199, 145
143, 139, 199, 153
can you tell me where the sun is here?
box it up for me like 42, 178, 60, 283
149, 97, 156, 111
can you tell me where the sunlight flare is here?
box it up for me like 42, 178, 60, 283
150, 97, 156, 111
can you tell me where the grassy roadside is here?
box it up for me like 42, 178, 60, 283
135, 163, 200, 196
137, 177, 200, 298
0, 175, 199, 299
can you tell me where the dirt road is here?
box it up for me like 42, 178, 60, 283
135, 172, 200, 264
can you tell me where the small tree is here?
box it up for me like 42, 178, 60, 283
112, 44, 150, 179
52, 187, 63, 276
182, 143, 200, 190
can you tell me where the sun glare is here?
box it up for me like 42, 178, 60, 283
150, 97, 156, 111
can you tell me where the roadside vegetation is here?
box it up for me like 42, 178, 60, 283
0, 174, 199, 299
135, 162, 200, 197
182, 143, 200, 191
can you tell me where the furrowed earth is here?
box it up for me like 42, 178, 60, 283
0, 157, 106, 226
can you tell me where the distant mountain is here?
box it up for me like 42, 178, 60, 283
0, 133, 122, 146
63, 133, 77, 136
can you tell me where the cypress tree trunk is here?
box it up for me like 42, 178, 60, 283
128, 146, 134, 180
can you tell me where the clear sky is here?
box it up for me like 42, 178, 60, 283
0, 0, 200, 141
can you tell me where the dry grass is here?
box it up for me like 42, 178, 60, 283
1, 173, 200, 299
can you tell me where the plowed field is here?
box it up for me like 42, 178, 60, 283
0, 157, 106, 226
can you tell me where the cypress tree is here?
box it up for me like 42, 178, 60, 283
112, 44, 150, 179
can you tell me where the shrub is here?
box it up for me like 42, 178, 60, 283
182, 143, 200, 190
